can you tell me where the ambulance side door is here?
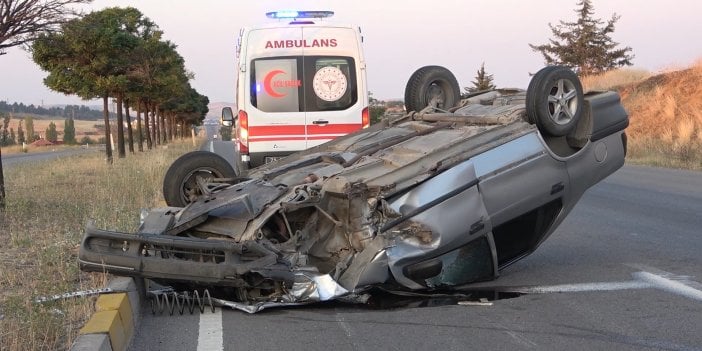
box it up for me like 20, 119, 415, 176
301, 27, 364, 148
246, 27, 307, 154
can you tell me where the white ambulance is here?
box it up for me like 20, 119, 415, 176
223, 10, 369, 172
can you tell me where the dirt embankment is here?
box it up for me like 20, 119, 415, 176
617, 66, 702, 143
583, 62, 702, 169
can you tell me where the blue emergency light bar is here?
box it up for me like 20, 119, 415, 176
266, 10, 334, 19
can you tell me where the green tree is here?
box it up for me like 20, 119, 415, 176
45, 121, 58, 142
63, 117, 76, 144
17, 119, 25, 144
465, 62, 496, 94
162, 85, 209, 139
368, 91, 386, 125
124, 24, 193, 150
529, 0, 633, 76
1, 113, 10, 146
24, 116, 34, 142
33, 7, 153, 163
369, 106, 386, 125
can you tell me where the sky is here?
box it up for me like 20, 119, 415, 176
1, 0, 701, 107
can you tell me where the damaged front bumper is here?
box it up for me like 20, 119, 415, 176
80, 222, 280, 286
80, 223, 355, 312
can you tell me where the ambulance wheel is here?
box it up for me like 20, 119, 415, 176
163, 151, 237, 207
404, 66, 461, 112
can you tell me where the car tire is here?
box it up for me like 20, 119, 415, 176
404, 66, 461, 112
163, 151, 237, 207
526, 66, 584, 137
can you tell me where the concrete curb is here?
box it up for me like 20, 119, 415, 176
71, 278, 143, 351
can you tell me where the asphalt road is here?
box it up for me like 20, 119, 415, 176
131, 164, 702, 351
200, 139, 237, 171
1, 146, 101, 168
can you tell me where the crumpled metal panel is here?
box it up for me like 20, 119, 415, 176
167, 180, 288, 236
213, 273, 349, 313
384, 160, 493, 289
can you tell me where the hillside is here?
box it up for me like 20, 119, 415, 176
583, 62, 702, 169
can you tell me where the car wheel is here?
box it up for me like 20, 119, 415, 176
162, 151, 237, 207
404, 66, 461, 112
526, 66, 584, 136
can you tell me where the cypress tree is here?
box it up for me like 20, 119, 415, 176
529, 0, 634, 76
46, 122, 58, 142
465, 62, 496, 94
64, 117, 76, 144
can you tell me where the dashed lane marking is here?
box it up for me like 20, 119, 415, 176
197, 308, 223, 351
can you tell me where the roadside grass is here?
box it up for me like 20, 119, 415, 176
582, 63, 702, 170
581, 68, 652, 92
0, 141, 196, 351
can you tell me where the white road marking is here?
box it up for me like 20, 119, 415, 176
335, 312, 353, 338
519, 280, 651, 294
197, 308, 223, 351
517, 268, 702, 303
209, 140, 214, 153
634, 271, 702, 301
335, 310, 366, 351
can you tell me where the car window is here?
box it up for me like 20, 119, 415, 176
251, 56, 357, 113
251, 58, 301, 113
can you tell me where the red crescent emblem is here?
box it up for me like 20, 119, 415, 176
263, 70, 286, 98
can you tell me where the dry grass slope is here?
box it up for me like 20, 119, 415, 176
0, 142, 196, 350
582, 61, 702, 170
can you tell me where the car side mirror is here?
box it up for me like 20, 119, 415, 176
221, 107, 236, 127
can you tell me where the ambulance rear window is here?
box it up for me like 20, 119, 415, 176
251, 56, 357, 113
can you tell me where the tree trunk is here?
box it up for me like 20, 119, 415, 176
167, 114, 173, 141
174, 115, 178, 140
154, 106, 161, 145
0, 146, 5, 210
103, 96, 113, 164
124, 100, 134, 154
160, 110, 166, 144
136, 102, 144, 152
164, 113, 170, 141
144, 101, 152, 150
116, 95, 126, 158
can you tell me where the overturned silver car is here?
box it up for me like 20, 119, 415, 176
79, 66, 628, 312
